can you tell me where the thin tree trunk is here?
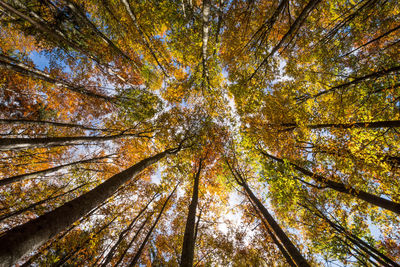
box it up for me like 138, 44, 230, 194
262, 151, 400, 215
226, 161, 310, 267
121, 0, 168, 77
201, 0, 211, 88
0, 133, 147, 151
0, 118, 110, 132
297, 65, 400, 102
0, 54, 114, 101
277, 120, 400, 132
100, 193, 159, 267
180, 159, 203, 267
0, 154, 113, 186
250, 201, 297, 267
300, 203, 399, 266
128, 184, 178, 267
249, 0, 321, 81
54, 213, 120, 267
114, 213, 152, 267
0, 147, 179, 266
63, 0, 140, 70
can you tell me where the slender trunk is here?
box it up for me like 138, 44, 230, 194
114, 213, 152, 266
262, 151, 400, 215
100, 193, 158, 267
0, 147, 179, 266
0, 154, 112, 186
226, 161, 309, 267
301, 204, 399, 266
201, 0, 211, 87
0, 133, 142, 151
277, 120, 400, 132
0, 54, 113, 101
0, 0, 131, 85
249, 0, 321, 80
0, 118, 109, 132
180, 159, 203, 267
63, 0, 140, 69
121, 0, 168, 77
128, 184, 178, 267
250, 201, 297, 267
54, 214, 120, 267
297, 65, 400, 102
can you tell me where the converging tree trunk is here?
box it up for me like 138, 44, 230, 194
226, 161, 310, 267
100, 193, 159, 267
128, 184, 178, 266
262, 151, 400, 215
0, 133, 149, 151
0, 147, 179, 266
0, 154, 113, 186
180, 158, 203, 267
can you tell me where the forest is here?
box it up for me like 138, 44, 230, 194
0, 0, 399, 266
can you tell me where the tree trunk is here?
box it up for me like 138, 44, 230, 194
128, 184, 178, 266
277, 120, 400, 132
0, 147, 179, 266
0, 54, 113, 101
297, 65, 400, 102
100, 193, 158, 267
249, 0, 321, 81
114, 213, 152, 266
301, 204, 399, 266
180, 159, 203, 267
226, 161, 309, 267
0, 118, 110, 132
262, 151, 400, 215
0, 181, 91, 222
0, 133, 144, 151
250, 201, 297, 267
0, 154, 112, 186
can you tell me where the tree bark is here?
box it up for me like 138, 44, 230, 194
0, 133, 147, 151
100, 193, 158, 267
180, 159, 203, 267
250, 201, 297, 267
277, 120, 400, 132
262, 151, 400, 215
0, 147, 179, 266
114, 213, 152, 266
0, 54, 114, 101
226, 161, 310, 267
249, 0, 321, 81
128, 184, 178, 266
0, 154, 112, 186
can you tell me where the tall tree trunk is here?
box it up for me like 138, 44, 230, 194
114, 213, 152, 266
277, 120, 400, 132
0, 181, 91, 222
0, 154, 112, 186
297, 65, 400, 102
180, 158, 203, 267
201, 0, 211, 88
121, 0, 168, 77
128, 184, 178, 267
0, 54, 113, 101
0, 147, 179, 266
300, 203, 399, 266
100, 193, 158, 267
250, 201, 297, 267
249, 0, 321, 81
262, 151, 400, 215
0, 118, 110, 132
226, 161, 310, 267
0, 133, 146, 151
